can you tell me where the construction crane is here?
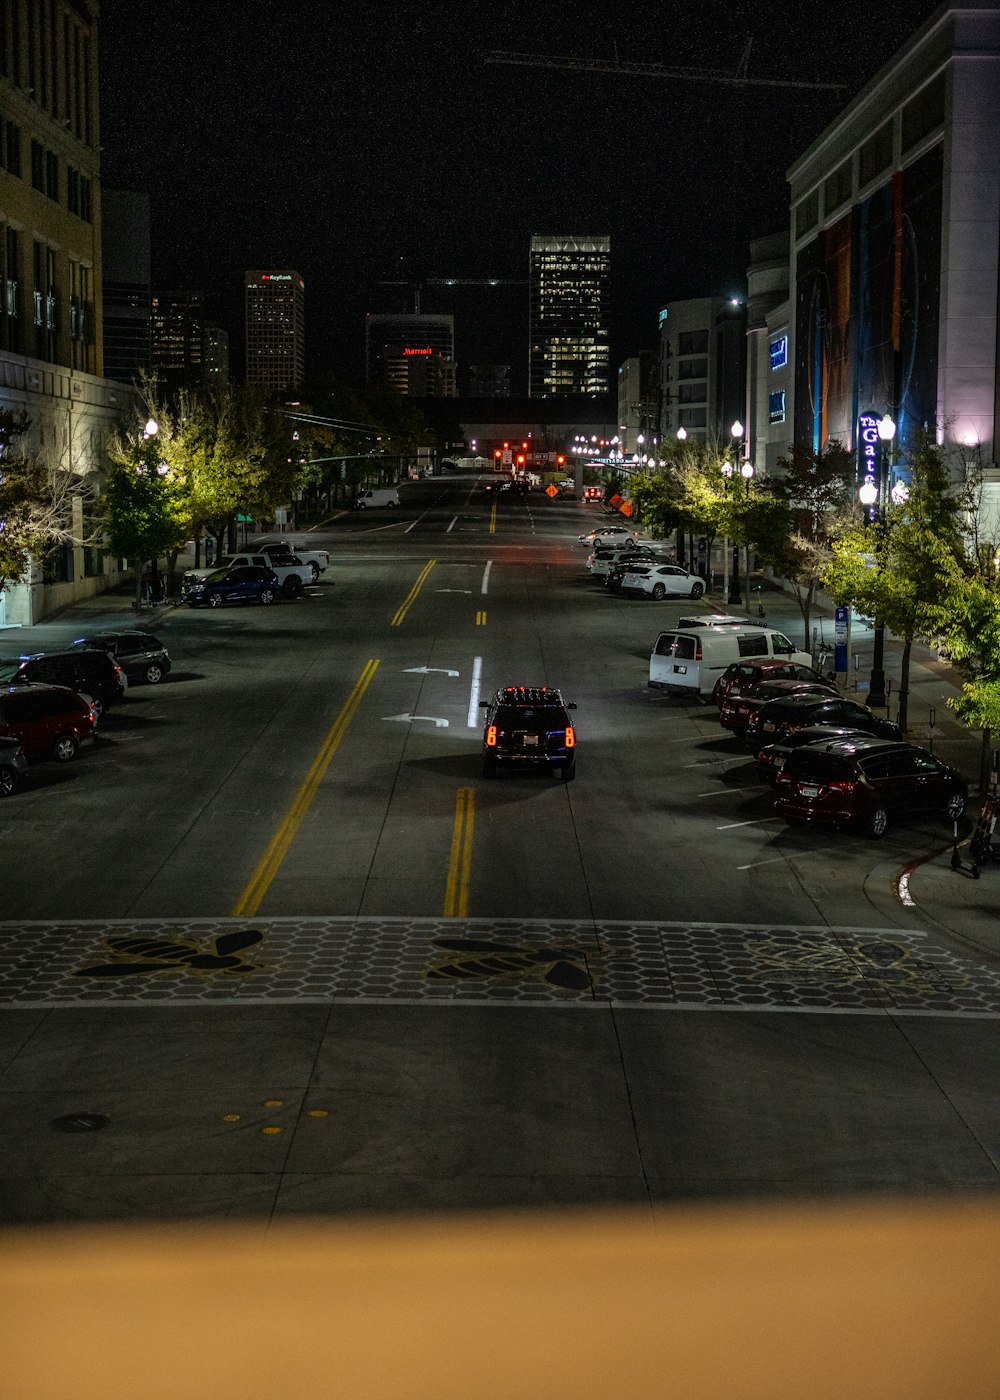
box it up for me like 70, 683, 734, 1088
376, 277, 527, 315
485, 40, 846, 92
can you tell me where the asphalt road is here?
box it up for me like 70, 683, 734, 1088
2, 471, 999, 1223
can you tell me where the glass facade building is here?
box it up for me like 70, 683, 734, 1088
528, 235, 610, 398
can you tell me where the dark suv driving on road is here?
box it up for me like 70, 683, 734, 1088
773, 736, 967, 837
480, 686, 577, 780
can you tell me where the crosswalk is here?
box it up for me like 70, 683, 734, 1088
2, 916, 999, 1014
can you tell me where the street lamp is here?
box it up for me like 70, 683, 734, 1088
721, 460, 741, 604
860, 413, 896, 708
676, 426, 687, 442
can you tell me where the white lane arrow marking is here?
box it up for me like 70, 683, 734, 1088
382, 714, 450, 728
402, 667, 460, 677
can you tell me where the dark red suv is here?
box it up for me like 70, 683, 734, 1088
0, 684, 97, 761
713, 657, 833, 707
773, 737, 967, 838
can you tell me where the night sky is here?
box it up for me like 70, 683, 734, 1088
98, 0, 942, 392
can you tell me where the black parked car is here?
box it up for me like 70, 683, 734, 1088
183, 564, 279, 608
480, 685, 577, 780
0, 735, 29, 797
745, 692, 901, 755
71, 630, 171, 685
0, 649, 127, 717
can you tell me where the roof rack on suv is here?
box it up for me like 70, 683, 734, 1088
497, 686, 563, 704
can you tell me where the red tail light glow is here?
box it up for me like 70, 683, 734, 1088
486, 725, 497, 747
694, 641, 702, 660
565, 727, 575, 748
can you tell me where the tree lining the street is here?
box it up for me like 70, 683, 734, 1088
0, 407, 101, 596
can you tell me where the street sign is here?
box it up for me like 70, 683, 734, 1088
545, 484, 558, 498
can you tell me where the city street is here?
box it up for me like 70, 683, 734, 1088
2, 472, 999, 1223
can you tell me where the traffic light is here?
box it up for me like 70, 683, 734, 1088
494, 449, 501, 460
556, 455, 565, 466
516, 454, 526, 466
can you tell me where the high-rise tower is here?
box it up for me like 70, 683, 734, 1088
528, 236, 610, 397
244, 270, 305, 392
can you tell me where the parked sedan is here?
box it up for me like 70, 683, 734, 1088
713, 657, 834, 707
618, 563, 706, 600
719, 677, 839, 736
578, 524, 639, 548
773, 736, 967, 837
746, 692, 901, 755
0, 735, 29, 797
587, 545, 661, 579
71, 630, 171, 685
183, 565, 280, 608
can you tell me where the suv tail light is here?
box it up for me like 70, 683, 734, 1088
564, 726, 575, 748
826, 780, 857, 792
694, 641, 702, 660
486, 725, 497, 747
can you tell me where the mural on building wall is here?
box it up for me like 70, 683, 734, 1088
795, 143, 943, 465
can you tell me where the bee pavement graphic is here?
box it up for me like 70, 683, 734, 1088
1, 918, 999, 1014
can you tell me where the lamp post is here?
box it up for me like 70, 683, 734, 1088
721, 460, 741, 604
859, 413, 896, 708
741, 459, 756, 606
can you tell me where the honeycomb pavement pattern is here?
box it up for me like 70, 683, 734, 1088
1, 917, 999, 1014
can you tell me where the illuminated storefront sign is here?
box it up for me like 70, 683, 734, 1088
403, 346, 433, 356
857, 411, 880, 494
768, 390, 786, 424
260, 273, 292, 282
769, 334, 788, 370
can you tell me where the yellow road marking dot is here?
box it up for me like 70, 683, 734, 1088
221, 1113, 240, 1122
263, 1099, 284, 1107
307, 1109, 330, 1118
261, 1126, 283, 1135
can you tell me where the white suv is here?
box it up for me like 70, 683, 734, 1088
619, 563, 706, 600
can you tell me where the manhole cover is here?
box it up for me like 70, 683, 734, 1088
50, 1112, 111, 1133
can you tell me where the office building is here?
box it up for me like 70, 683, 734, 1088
366, 312, 455, 388
528, 235, 610, 398
202, 324, 230, 389
617, 354, 657, 457
101, 188, 152, 385
0, 0, 128, 625
780, 1, 1000, 492
151, 289, 205, 394
657, 298, 747, 444
245, 269, 305, 393
745, 230, 791, 477
383, 346, 457, 397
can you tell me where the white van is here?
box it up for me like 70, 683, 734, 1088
353, 487, 400, 509
649, 625, 812, 698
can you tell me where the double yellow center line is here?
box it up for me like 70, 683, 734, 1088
232, 659, 380, 917
391, 559, 436, 626
443, 788, 475, 917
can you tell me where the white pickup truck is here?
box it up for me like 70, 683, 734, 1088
183, 552, 313, 597
253, 539, 330, 580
